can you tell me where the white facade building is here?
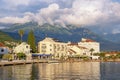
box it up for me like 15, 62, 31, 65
78, 38, 100, 53
38, 37, 100, 59
38, 37, 68, 59
67, 42, 90, 56
13, 42, 31, 54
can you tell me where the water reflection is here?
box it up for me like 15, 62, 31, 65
0, 64, 32, 80
0, 62, 120, 80
100, 62, 120, 80
37, 62, 100, 80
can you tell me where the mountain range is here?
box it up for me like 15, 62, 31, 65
88, 26, 120, 43
1, 22, 120, 51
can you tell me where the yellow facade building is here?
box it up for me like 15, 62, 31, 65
38, 37, 68, 59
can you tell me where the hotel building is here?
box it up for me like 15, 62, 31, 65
38, 37, 100, 59
78, 38, 100, 53
38, 37, 68, 59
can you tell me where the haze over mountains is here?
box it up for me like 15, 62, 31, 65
88, 26, 120, 43
0, 22, 119, 51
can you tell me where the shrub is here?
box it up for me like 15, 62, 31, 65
17, 52, 26, 60
2, 54, 12, 61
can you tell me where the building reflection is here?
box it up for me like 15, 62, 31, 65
0, 62, 101, 80
0, 64, 32, 80
37, 62, 100, 80
30, 63, 39, 80
0, 66, 13, 80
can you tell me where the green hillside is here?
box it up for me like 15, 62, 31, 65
0, 30, 19, 48
0, 30, 14, 42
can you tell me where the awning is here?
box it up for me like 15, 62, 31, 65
32, 53, 52, 56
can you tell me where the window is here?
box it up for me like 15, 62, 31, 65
26, 46, 28, 48
42, 44, 46, 45
54, 44, 56, 49
83, 53, 86, 55
61, 45, 64, 51
1, 49, 4, 52
42, 50, 46, 52
42, 46, 46, 48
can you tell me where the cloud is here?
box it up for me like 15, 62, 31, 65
3, 0, 31, 7
112, 29, 120, 34
35, 3, 59, 25
0, 0, 120, 28
0, 15, 31, 24
30, 0, 105, 26
0, 26, 5, 29
33, 0, 120, 27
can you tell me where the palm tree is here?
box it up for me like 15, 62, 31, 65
18, 29, 24, 42
90, 48, 94, 56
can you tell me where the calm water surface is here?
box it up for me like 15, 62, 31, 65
0, 62, 120, 80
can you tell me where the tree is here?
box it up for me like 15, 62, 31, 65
18, 29, 24, 42
116, 53, 120, 59
90, 48, 94, 56
27, 30, 36, 53
93, 53, 99, 56
17, 53, 26, 60
99, 52, 105, 60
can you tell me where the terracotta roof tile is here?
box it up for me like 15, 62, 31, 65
76, 45, 87, 49
81, 38, 95, 42
68, 43, 78, 46
0, 42, 5, 47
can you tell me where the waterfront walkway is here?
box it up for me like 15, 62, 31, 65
1, 59, 120, 67
0, 60, 59, 66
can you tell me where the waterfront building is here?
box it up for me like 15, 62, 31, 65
13, 42, 32, 60
13, 42, 31, 54
38, 37, 68, 59
105, 51, 119, 57
78, 38, 100, 54
67, 42, 90, 56
38, 37, 100, 60
0, 42, 9, 54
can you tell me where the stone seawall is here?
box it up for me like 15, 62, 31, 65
0, 60, 57, 66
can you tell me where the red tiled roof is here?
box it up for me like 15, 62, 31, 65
76, 45, 87, 49
0, 42, 5, 47
105, 52, 119, 55
86, 39, 95, 42
82, 38, 95, 42
68, 43, 78, 46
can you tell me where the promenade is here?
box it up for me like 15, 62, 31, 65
1, 59, 120, 67
0, 59, 58, 66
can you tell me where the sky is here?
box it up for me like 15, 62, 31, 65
0, 0, 120, 34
